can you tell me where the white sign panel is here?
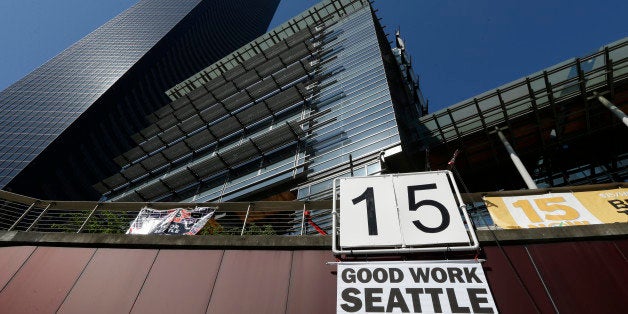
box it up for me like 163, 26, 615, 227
339, 176, 402, 247
337, 261, 498, 313
395, 173, 470, 246
336, 171, 476, 252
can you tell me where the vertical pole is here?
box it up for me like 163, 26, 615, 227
77, 204, 100, 233
496, 128, 538, 189
9, 202, 37, 231
331, 179, 339, 253
26, 203, 52, 232
594, 92, 628, 127
240, 203, 252, 236
349, 154, 354, 176
300, 203, 307, 235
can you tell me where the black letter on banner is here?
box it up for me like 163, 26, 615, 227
424, 288, 444, 313
352, 187, 378, 235
406, 288, 424, 313
409, 268, 430, 283
447, 267, 464, 283
467, 288, 495, 313
386, 288, 410, 312
446, 288, 470, 313
468, 288, 494, 313
340, 288, 362, 312
373, 268, 387, 283
407, 184, 450, 233
608, 199, 628, 209
431, 267, 447, 283
464, 267, 482, 283
357, 268, 372, 283
341, 268, 356, 283
365, 288, 385, 312
390, 268, 404, 283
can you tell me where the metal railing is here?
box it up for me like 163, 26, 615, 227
0, 188, 500, 236
9, 182, 624, 236
10, 183, 621, 236
0, 190, 334, 236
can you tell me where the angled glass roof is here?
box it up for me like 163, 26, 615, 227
418, 37, 628, 146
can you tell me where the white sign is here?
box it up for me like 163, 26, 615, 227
395, 173, 470, 247
339, 175, 403, 247
337, 261, 498, 314
335, 171, 477, 253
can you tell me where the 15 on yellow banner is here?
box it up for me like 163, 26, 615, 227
484, 188, 627, 229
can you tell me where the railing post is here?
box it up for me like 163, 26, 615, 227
240, 203, 252, 236
300, 203, 307, 235
8, 201, 38, 231
26, 203, 52, 232
77, 204, 100, 233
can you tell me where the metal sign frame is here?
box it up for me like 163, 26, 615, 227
332, 171, 479, 255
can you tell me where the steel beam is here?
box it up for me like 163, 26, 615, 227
496, 128, 538, 189
594, 92, 628, 127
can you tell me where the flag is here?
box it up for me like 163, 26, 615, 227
164, 207, 215, 235
127, 207, 215, 235
126, 207, 177, 235
447, 149, 460, 169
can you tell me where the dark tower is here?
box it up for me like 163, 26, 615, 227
0, 0, 280, 200
97, 0, 427, 205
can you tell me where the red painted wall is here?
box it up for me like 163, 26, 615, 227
0, 239, 626, 313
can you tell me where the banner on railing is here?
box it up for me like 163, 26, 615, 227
484, 188, 628, 229
127, 207, 215, 235
337, 261, 497, 313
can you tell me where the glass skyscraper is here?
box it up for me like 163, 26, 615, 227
97, 0, 426, 205
0, 0, 280, 199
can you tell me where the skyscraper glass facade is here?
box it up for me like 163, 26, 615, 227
297, 5, 403, 199
0, 0, 280, 199
97, 0, 426, 204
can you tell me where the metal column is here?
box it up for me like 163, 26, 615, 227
496, 128, 538, 189
594, 92, 628, 127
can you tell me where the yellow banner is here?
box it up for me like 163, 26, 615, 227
484, 188, 628, 229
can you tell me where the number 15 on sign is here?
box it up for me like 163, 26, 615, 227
335, 172, 476, 251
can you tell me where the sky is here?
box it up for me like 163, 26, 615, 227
0, 0, 626, 112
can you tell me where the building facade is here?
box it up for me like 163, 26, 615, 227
96, 0, 427, 206
0, 1, 626, 311
0, 0, 280, 200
